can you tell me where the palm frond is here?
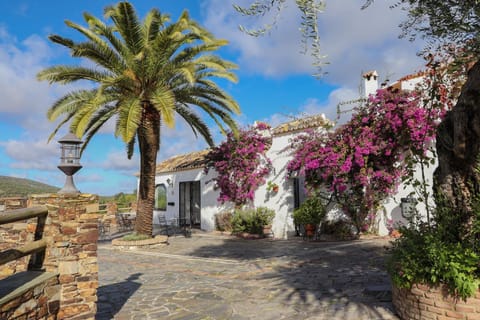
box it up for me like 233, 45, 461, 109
71, 92, 115, 137
177, 95, 238, 137
172, 41, 228, 64
150, 84, 176, 128
104, 2, 143, 54
143, 8, 168, 43
126, 136, 136, 159
175, 104, 214, 146
83, 13, 130, 59
48, 35, 74, 48
47, 115, 74, 143
80, 106, 118, 154
188, 81, 241, 114
37, 66, 110, 84
69, 40, 125, 73
47, 90, 97, 121
116, 97, 142, 142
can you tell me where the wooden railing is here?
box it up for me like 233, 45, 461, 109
0, 206, 48, 271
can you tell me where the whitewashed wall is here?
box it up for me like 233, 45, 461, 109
152, 131, 302, 239
151, 128, 436, 237
376, 152, 437, 235
153, 168, 233, 231
252, 132, 298, 239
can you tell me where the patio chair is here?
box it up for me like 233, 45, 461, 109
98, 220, 111, 239
158, 214, 174, 236
122, 214, 134, 231
115, 213, 132, 232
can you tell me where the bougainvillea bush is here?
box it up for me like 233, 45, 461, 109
287, 88, 440, 233
205, 126, 272, 207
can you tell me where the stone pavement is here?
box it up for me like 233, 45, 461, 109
96, 233, 399, 320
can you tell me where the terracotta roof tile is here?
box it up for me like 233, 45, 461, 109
397, 71, 425, 82
155, 150, 210, 174
271, 113, 333, 136
155, 114, 333, 174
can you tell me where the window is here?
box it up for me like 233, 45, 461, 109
155, 184, 167, 211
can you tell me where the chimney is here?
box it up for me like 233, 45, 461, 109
361, 70, 378, 97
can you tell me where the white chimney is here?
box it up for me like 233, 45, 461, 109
361, 70, 378, 97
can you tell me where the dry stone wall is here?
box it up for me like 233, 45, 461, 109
0, 272, 60, 319
28, 193, 100, 319
0, 193, 100, 320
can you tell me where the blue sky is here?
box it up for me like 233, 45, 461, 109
0, 0, 424, 196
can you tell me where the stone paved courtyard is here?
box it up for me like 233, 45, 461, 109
96, 234, 399, 320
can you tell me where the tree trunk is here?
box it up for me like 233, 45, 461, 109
135, 106, 160, 237
433, 59, 480, 238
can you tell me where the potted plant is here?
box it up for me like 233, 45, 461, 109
292, 195, 326, 237
266, 181, 279, 194
256, 206, 275, 237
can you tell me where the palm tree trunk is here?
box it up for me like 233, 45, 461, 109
135, 106, 160, 236
433, 59, 480, 238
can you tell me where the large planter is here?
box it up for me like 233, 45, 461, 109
263, 225, 273, 238
304, 224, 316, 237
392, 283, 480, 320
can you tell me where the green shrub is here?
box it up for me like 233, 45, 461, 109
320, 219, 355, 240
231, 207, 275, 235
292, 196, 326, 225
215, 212, 233, 231
255, 206, 275, 226
387, 225, 480, 300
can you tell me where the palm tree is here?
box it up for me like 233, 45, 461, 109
38, 2, 240, 236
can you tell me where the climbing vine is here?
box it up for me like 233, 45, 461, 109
206, 125, 272, 207
287, 88, 439, 233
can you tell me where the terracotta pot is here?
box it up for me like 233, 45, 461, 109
305, 224, 316, 237
263, 225, 272, 237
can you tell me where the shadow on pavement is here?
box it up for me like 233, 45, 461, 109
96, 272, 143, 320
187, 237, 396, 319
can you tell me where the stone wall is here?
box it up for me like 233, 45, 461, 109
0, 193, 100, 319
0, 272, 60, 319
28, 193, 100, 319
101, 202, 119, 234
0, 197, 28, 211
393, 283, 480, 320
0, 216, 36, 280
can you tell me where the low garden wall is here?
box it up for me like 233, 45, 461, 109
393, 283, 480, 320
0, 271, 60, 319
28, 193, 99, 319
0, 193, 100, 319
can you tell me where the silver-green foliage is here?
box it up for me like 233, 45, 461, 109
234, 0, 327, 77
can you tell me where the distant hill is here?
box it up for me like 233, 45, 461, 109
0, 176, 59, 197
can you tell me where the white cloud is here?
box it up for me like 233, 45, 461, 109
0, 34, 53, 117
99, 151, 139, 172
263, 86, 359, 128
203, 0, 315, 77
203, 0, 425, 86
1, 139, 58, 170
0, 28, 92, 141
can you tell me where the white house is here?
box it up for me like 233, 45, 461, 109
152, 114, 333, 239
150, 70, 435, 238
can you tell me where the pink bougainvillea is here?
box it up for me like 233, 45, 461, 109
287, 88, 441, 233
206, 127, 272, 207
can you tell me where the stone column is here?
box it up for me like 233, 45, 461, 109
104, 202, 119, 233
28, 193, 99, 320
